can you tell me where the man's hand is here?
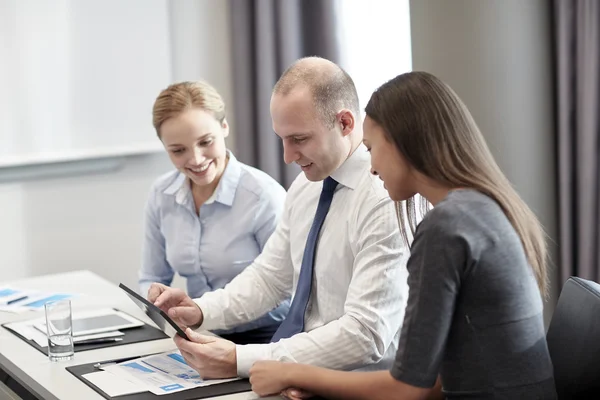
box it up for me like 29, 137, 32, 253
174, 328, 237, 379
147, 283, 203, 328
249, 361, 296, 397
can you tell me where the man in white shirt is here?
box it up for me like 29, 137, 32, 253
148, 56, 409, 379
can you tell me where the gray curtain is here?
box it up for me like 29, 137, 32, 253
554, 0, 600, 284
228, 0, 340, 188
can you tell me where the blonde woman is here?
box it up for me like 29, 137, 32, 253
249, 72, 557, 399
140, 81, 289, 344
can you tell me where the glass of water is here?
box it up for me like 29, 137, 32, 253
44, 299, 74, 362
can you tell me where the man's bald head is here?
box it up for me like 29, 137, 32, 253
273, 57, 360, 128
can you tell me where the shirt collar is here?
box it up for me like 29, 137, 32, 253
329, 144, 370, 190
162, 150, 241, 207
213, 151, 241, 206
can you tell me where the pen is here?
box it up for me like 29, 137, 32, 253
93, 355, 140, 369
75, 337, 123, 346
93, 362, 117, 369
6, 295, 28, 305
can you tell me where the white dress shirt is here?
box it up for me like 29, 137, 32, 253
195, 144, 409, 376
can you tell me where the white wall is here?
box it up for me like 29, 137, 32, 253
0, 0, 172, 167
410, 0, 558, 324
0, 0, 234, 290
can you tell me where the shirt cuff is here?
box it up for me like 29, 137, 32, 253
194, 296, 225, 331
138, 282, 151, 298
235, 344, 273, 377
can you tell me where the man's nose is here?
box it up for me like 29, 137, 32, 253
283, 143, 299, 165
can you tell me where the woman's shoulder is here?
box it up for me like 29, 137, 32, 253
149, 170, 184, 194
431, 189, 502, 219
236, 161, 287, 200
418, 189, 507, 238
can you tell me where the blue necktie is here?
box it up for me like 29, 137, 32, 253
271, 177, 339, 342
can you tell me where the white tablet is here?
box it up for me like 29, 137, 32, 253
34, 308, 144, 337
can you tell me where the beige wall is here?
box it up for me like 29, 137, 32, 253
410, 0, 558, 325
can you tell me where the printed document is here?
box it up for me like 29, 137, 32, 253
0, 286, 75, 313
102, 350, 239, 395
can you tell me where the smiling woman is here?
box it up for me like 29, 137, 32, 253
157, 106, 229, 203
138, 81, 291, 345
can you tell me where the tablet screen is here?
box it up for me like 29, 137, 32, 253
73, 314, 134, 334
34, 309, 144, 337
118, 283, 189, 340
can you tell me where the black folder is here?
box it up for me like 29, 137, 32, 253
1, 309, 168, 355
66, 356, 252, 399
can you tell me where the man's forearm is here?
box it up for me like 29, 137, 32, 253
237, 314, 391, 376
196, 264, 290, 331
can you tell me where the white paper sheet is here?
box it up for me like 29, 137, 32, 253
0, 287, 39, 313
0, 287, 76, 313
5, 319, 49, 346
0, 287, 31, 305
102, 350, 239, 395
82, 371, 146, 397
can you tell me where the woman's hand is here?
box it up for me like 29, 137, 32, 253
249, 360, 295, 397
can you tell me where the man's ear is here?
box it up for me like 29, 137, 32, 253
337, 110, 355, 136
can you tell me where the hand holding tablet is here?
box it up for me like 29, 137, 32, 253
147, 283, 204, 329
119, 283, 191, 341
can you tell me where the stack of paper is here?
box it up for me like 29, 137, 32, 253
81, 370, 146, 397
0, 286, 75, 314
0, 288, 30, 306
4, 308, 126, 347
84, 350, 239, 396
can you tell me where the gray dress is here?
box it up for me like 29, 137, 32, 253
391, 190, 556, 399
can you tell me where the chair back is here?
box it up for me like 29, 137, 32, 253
546, 276, 600, 399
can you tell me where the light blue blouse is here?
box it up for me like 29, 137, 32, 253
139, 152, 290, 333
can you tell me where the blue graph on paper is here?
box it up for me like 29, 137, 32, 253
142, 352, 201, 381
23, 294, 73, 308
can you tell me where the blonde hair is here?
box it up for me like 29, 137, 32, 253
152, 81, 226, 137
365, 71, 549, 298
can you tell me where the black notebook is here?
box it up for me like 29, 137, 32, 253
2, 309, 168, 355
66, 356, 252, 399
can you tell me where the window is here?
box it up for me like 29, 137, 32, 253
335, 0, 412, 115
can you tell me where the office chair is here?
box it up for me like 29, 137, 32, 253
546, 276, 600, 399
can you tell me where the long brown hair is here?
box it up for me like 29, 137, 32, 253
365, 71, 548, 297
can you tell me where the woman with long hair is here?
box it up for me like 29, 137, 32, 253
248, 72, 557, 399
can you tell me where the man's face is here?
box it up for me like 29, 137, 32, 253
270, 87, 348, 182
